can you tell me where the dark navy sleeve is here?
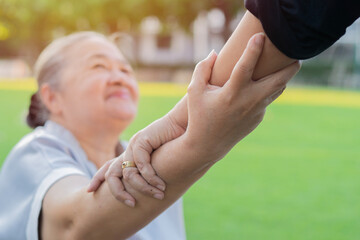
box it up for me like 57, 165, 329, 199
245, 0, 360, 59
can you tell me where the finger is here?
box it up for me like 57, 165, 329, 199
105, 158, 136, 207
224, 33, 265, 92
255, 61, 300, 100
107, 175, 136, 207
123, 167, 165, 200
188, 50, 217, 94
87, 158, 114, 192
124, 144, 135, 164
105, 155, 124, 180
133, 146, 166, 191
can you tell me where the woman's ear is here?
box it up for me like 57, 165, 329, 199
40, 84, 62, 116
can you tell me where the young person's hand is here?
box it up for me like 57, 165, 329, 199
184, 33, 300, 162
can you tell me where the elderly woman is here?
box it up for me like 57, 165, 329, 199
0, 29, 299, 240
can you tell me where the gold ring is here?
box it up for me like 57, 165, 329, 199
122, 161, 137, 169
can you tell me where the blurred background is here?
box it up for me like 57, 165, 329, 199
1, 0, 360, 239
1, 0, 360, 85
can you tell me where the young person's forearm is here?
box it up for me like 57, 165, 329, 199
211, 11, 295, 83
169, 11, 295, 126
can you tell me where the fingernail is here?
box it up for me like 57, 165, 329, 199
254, 33, 265, 46
157, 185, 166, 191
153, 193, 164, 200
125, 200, 135, 207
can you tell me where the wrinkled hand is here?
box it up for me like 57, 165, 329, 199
185, 33, 300, 161
87, 115, 186, 207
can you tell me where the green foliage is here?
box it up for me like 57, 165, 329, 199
0, 90, 32, 161
0, 0, 244, 59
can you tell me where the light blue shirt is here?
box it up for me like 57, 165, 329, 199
0, 121, 186, 240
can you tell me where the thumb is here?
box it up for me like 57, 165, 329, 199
188, 50, 217, 95
87, 158, 114, 192
224, 33, 265, 92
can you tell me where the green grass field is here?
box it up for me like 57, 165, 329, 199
1, 85, 360, 239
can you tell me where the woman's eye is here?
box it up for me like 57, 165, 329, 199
120, 67, 132, 74
93, 63, 107, 69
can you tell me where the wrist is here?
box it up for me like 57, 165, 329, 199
167, 95, 188, 130
183, 129, 234, 164
182, 132, 217, 163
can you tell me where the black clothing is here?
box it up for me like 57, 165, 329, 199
245, 0, 360, 59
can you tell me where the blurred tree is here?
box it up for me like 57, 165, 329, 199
0, 0, 243, 63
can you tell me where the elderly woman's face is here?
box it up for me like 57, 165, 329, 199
57, 37, 139, 127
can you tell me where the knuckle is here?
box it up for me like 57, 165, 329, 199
104, 171, 112, 180
221, 91, 236, 106
132, 141, 141, 152
187, 82, 196, 94
194, 61, 210, 77
123, 169, 132, 180
130, 131, 142, 143
114, 192, 125, 202
195, 60, 206, 71
136, 161, 145, 171
141, 185, 152, 194
273, 77, 286, 90
147, 175, 157, 185
139, 135, 152, 148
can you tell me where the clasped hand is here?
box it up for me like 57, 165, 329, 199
87, 33, 300, 207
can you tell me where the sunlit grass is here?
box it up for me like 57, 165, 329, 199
0, 81, 359, 239
1, 78, 360, 109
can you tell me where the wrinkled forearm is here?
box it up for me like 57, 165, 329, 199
58, 134, 214, 240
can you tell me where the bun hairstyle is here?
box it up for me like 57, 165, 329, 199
26, 92, 49, 129
26, 32, 107, 128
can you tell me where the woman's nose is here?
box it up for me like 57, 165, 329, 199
108, 70, 127, 85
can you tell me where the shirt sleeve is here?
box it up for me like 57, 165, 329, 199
26, 167, 86, 240
25, 137, 89, 240
245, 0, 360, 59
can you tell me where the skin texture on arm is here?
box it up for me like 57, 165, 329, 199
41, 140, 210, 240
41, 36, 300, 240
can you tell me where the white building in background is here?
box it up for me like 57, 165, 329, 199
0, 59, 30, 79
129, 9, 360, 87
134, 8, 231, 66
138, 16, 193, 65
